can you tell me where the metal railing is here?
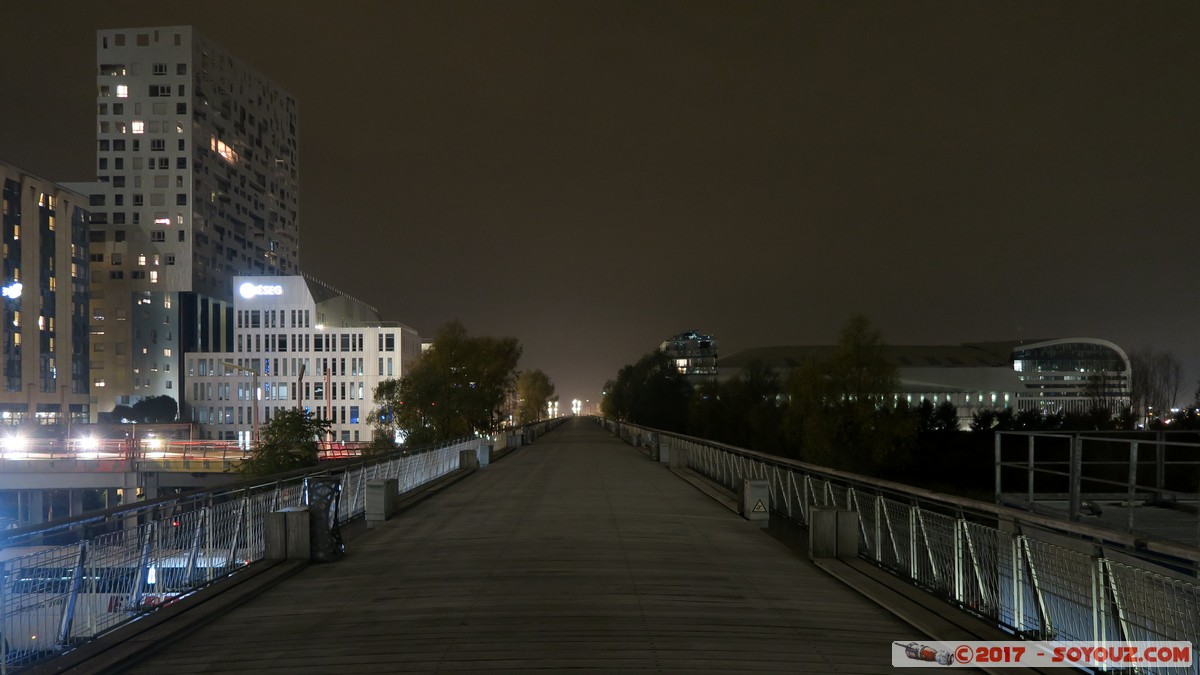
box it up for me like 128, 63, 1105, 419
995, 431, 1200, 547
0, 436, 478, 672
603, 419, 1200, 674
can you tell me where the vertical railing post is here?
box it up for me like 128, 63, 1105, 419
1068, 435, 1083, 522
874, 493, 883, 563
184, 506, 208, 584
953, 516, 964, 604
1010, 526, 1023, 634
129, 522, 155, 613
1, 556, 7, 675
994, 431, 1003, 504
907, 503, 918, 577
1090, 548, 1102, 644
1027, 434, 1036, 508
1127, 442, 1138, 533
57, 541, 88, 647
226, 490, 249, 573
1154, 430, 1165, 502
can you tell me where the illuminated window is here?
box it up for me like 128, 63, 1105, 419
116, 84, 129, 98
137, 255, 146, 266
210, 136, 238, 163
94, 378, 106, 388
132, 120, 145, 134
149, 270, 158, 283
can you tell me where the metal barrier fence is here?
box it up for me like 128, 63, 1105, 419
0, 437, 477, 673
995, 431, 1200, 547
603, 419, 1200, 674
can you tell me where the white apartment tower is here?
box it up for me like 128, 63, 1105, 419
86, 26, 299, 418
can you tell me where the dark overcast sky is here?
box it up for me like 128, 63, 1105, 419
1, 1, 1197, 403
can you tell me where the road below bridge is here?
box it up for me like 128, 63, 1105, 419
126, 418, 923, 673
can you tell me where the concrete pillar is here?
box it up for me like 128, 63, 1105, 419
366, 479, 398, 528
809, 509, 860, 559
739, 479, 769, 525
69, 489, 84, 517
460, 448, 480, 469
266, 507, 311, 560
20, 490, 46, 526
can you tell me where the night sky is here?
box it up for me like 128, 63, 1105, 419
1, 1, 1197, 404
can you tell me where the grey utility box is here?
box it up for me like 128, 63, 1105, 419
657, 438, 671, 464
739, 479, 770, 525
809, 508, 860, 559
476, 439, 492, 467
366, 478, 399, 528
460, 448, 480, 469
266, 506, 311, 560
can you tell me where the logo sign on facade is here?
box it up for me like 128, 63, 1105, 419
0, 282, 21, 300
239, 282, 283, 299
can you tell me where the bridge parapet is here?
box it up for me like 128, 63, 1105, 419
602, 417, 1200, 667
0, 436, 479, 671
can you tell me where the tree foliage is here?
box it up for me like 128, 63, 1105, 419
373, 321, 522, 444
689, 360, 785, 454
109, 396, 178, 423
1129, 348, 1184, 422
600, 350, 691, 432
238, 408, 330, 478
516, 369, 556, 424
783, 315, 913, 472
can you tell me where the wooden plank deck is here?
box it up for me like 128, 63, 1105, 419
126, 418, 925, 673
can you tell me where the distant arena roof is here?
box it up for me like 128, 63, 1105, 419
719, 339, 1129, 371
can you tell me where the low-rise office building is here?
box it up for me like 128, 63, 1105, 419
719, 338, 1131, 424
183, 274, 419, 445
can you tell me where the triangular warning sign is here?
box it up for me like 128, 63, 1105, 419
752, 499, 767, 513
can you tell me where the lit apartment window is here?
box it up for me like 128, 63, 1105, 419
132, 120, 145, 134
116, 85, 128, 98
210, 136, 238, 163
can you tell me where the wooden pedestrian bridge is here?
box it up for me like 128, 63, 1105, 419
2, 418, 1197, 673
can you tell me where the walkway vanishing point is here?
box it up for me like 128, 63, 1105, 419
71, 419, 933, 673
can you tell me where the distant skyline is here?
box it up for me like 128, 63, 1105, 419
0, 1, 1196, 403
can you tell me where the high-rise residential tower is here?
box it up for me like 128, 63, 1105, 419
83, 26, 299, 418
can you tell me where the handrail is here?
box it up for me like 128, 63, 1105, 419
603, 417, 1199, 674
0, 434, 486, 672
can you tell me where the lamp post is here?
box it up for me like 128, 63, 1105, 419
222, 361, 260, 446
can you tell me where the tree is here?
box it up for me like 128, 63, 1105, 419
784, 315, 912, 472
238, 409, 330, 478
1129, 348, 1184, 422
688, 360, 786, 453
601, 350, 691, 432
109, 404, 135, 423
378, 321, 521, 444
366, 378, 404, 447
516, 369, 556, 424
131, 395, 178, 423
